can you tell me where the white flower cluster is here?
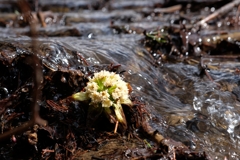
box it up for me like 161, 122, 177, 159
85, 70, 130, 108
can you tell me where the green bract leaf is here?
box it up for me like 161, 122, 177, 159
113, 103, 127, 131
72, 92, 89, 101
121, 98, 132, 106
113, 103, 125, 123
108, 85, 117, 94
96, 78, 105, 92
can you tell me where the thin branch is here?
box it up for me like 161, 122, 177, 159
154, 4, 182, 13
114, 121, 119, 133
197, 0, 240, 27
0, 0, 47, 141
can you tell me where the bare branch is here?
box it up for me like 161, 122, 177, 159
0, 0, 47, 141
197, 0, 240, 27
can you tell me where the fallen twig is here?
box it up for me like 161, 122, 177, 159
197, 0, 240, 27
154, 4, 182, 13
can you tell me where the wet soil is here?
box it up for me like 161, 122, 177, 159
0, 0, 240, 159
